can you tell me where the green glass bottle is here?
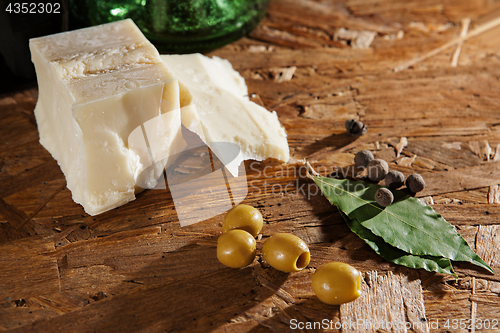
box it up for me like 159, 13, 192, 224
69, 0, 269, 53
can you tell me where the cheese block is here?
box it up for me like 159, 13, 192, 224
161, 54, 290, 177
30, 19, 183, 215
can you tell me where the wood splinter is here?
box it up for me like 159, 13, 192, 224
394, 16, 500, 71
451, 18, 470, 67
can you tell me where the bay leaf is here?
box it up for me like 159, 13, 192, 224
339, 210, 457, 276
310, 173, 493, 274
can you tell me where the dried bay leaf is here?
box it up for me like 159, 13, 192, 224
306, 164, 494, 275
339, 210, 456, 276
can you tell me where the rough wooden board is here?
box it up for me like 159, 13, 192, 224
340, 271, 429, 333
404, 140, 483, 169
432, 187, 491, 204
2, 0, 500, 331
422, 290, 472, 332
475, 225, 500, 269
432, 204, 500, 226
0, 237, 59, 300
5, 268, 284, 333
419, 163, 500, 197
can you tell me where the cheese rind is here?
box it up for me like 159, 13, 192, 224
161, 53, 290, 176
30, 19, 182, 215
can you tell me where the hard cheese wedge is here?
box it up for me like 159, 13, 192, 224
161, 54, 290, 177
30, 19, 183, 215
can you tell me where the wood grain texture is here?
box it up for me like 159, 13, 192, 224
2, 0, 500, 331
0, 237, 59, 301
341, 271, 428, 333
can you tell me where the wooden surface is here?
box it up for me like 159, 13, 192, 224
2, 0, 500, 331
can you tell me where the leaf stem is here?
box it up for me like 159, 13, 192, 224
304, 159, 320, 178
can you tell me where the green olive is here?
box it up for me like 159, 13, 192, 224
217, 229, 256, 268
311, 262, 362, 305
262, 233, 310, 272
223, 204, 263, 237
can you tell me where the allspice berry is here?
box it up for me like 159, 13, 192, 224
385, 170, 405, 189
354, 150, 374, 168
345, 119, 367, 137
367, 159, 389, 182
406, 174, 425, 193
375, 188, 393, 207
